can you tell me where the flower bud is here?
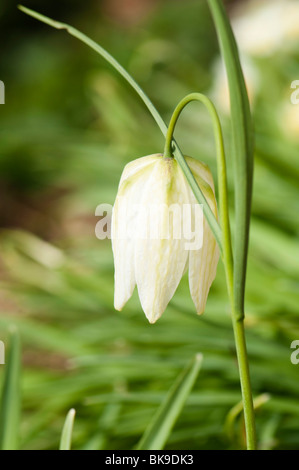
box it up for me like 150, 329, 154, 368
111, 154, 219, 323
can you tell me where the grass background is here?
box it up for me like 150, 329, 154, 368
0, 0, 299, 449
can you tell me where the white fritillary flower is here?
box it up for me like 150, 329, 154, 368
111, 154, 219, 324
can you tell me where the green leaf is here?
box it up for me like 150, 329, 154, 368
59, 408, 76, 450
207, 0, 254, 317
136, 354, 203, 450
0, 327, 21, 450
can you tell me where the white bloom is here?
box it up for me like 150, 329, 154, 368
111, 153, 219, 324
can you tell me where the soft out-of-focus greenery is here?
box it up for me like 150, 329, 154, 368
0, 0, 299, 450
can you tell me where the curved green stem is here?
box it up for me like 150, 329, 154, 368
164, 92, 256, 450
163, 93, 232, 278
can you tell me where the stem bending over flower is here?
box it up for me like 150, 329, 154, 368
18, 4, 222, 254
163, 91, 256, 450
163, 93, 233, 296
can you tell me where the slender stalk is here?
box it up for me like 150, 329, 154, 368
164, 92, 256, 449
230, 316, 257, 449
163, 92, 232, 268
224, 228, 256, 449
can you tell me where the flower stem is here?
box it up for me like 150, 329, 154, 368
163, 93, 232, 263
231, 315, 257, 449
224, 226, 256, 450
164, 92, 256, 449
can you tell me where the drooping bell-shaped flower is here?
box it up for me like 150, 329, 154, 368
111, 153, 219, 324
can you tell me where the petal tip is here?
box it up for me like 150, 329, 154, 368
196, 308, 205, 316
114, 304, 123, 312
114, 296, 126, 311
144, 309, 163, 324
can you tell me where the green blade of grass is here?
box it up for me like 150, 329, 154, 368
59, 408, 76, 450
207, 0, 254, 317
224, 393, 270, 444
18, 4, 222, 251
136, 354, 203, 450
0, 327, 21, 450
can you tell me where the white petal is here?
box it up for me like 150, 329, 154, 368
188, 216, 219, 314
119, 154, 162, 187
183, 157, 219, 314
134, 158, 189, 323
184, 156, 215, 191
112, 156, 159, 311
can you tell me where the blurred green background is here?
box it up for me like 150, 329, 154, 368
1, 0, 299, 450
